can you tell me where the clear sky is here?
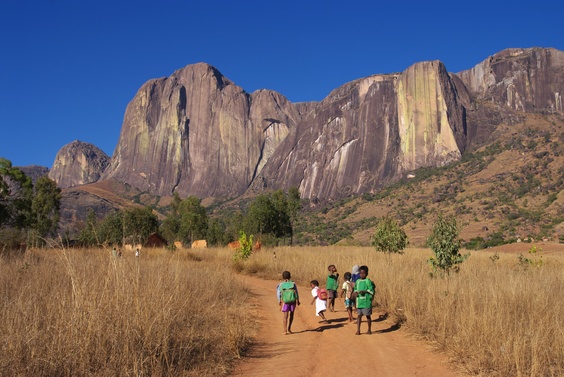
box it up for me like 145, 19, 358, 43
1, 0, 563, 168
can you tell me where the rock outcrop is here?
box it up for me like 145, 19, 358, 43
456, 48, 564, 114
17, 165, 49, 185
102, 63, 306, 198
60, 47, 564, 202
48, 140, 110, 188
253, 60, 471, 199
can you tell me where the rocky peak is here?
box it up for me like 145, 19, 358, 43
48, 140, 110, 188
456, 47, 564, 113
102, 63, 304, 198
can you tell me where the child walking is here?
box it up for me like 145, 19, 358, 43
277, 271, 300, 334
340, 272, 355, 323
354, 265, 375, 335
326, 264, 339, 312
310, 280, 329, 323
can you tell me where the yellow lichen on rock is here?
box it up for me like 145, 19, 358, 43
397, 61, 460, 172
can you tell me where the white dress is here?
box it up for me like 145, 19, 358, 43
311, 287, 327, 316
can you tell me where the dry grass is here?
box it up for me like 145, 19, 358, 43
246, 245, 564, 376
2, 245, 562, 376
0, 247, 253, 376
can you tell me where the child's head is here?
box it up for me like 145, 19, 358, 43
310, 280, 319, 287
282, 271, 291, 280
328, 264, 336, 272
359, 265, 369, 278
344, 272, 351, 281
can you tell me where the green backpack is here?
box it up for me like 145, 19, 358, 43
280, 281, 297, 304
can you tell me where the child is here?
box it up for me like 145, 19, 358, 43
351, 265, 360, 282
326, 264, 339, 312
310, 280, 329, 323
354, 265, 375, 335
340, 272, 355, 322
277, 271, 300, 334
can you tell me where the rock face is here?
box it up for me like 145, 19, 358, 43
49, 141, 110, 188
17, 165, 49, 185
456, 48, 564, 113
69, 47, 564, 201
102, 63, 305, 198
252, 60, 471, 199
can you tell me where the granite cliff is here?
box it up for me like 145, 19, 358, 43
101, 63, 304, 198
55, 47, 563, 202
48, 140, 110, 188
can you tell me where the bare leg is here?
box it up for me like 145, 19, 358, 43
283, 311, 289, 334
356, 314, 363, 335
366, 315, 372, 334
288, 311, 294, 333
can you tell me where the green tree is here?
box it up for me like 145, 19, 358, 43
177, 196, 208, 245
427, 214, 469, 276
244, 189, 294, 244
79, 209, 98, 246
0, 158, 33, 228
206, 218, 227, 246
232, 231, 253, 261
97, 211, 124, 246
286, 186, 302, 245
371, 215, 408, 256
29, 176, 61, 245
122, 207, 159, 246
160, 216, 180, 245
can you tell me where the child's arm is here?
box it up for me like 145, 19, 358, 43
294, 283, 301, 305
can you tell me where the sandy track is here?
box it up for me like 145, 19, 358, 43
230, 275, 463, 377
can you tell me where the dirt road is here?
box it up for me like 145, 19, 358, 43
231, 276, 462, 377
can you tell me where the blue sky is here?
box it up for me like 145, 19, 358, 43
1, 0, 563, 168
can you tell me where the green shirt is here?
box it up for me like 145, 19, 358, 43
354, 278, 375, 309
326, 273, 339, 291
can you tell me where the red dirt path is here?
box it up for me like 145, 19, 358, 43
230, 275, 464, 377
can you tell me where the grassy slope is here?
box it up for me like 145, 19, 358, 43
296, 112, 564, 247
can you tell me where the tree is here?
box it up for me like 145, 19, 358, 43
29, 176, 61, 245
97, 211, 123, 246
160, 216, 180, 245
232, 231, 253, 261
177, 196, 208, 245
122, 207, 159, 246
427, 214, 469, 276
78, 209, 98, 246
244, 189, 294, 244
286, 187, 302, 245
371, 215, 408, 256
0, 158, 33, 228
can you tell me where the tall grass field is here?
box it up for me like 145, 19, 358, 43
1, 245, 563, 376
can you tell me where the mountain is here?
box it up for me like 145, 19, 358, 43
48, 47, 564, 240
93, 47, 562, 201
48, 140, 110, 188
101, 63, 306, 198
